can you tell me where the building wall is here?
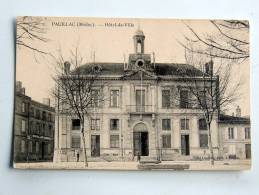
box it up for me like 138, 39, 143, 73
219, 123, 251, 159
14, 93, 55, 162
55, 79, 221, 162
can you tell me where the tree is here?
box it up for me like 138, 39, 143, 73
16, 16, 49, 54
177, 50, 241, 165
52, 46, 105, 167
180, 20, 249, 62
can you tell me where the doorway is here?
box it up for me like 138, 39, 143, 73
245, 144, 251, 159
91, 135, 100, 157
181, 135, 190, 155
133, 132, 149, 156
41, 142, 46, 160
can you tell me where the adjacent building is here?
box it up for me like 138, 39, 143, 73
219, 106, 251, 160
14, 81, 55, 162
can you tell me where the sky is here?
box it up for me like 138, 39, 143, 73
16, 17, 250, 116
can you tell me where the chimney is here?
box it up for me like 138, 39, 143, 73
236, 105, 241, 117
43, 98, 50, 106
64, 61, 71, 74
16, 81, 22, 93
205, 60, 213, 75
21, 87, 25, 95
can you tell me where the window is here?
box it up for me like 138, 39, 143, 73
48, 143, 51, 155
21, 140, 25, 153
162, 119, 171, 130
72, 119, 80, 130
245, 127, 250, 139
136, 90, 145, 112
110, 90, 119, 107
162, 90, 171, 108
48, 125, 52, 137
71, 136, 81, 148
36, 142, 39, 153
21, 120, 26, 132
228, 127, 235, 139
47, 113, 51, 121
110, 135, 119, 148
42, 111, 46, 120
199, 134, 208, 148
22, 102, 26, 113
180, 119, 189, 130
180, 90, 189, 108
91, 89, 100, 107
30, 107, 34, 117
42, 124, 46, 136
36, 109, 40, 119
29, 141, 33, 153
198, 119, 207, 130
91, 119, 100, 130
162, 135, 171, 148
110, 119, 119, 130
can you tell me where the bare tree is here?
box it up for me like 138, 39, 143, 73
52, 46, 105, 167
179, 20, 249, 62
177, 49, 241, 165
16, 16, 49, 54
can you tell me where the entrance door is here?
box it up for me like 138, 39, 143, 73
41, 142, 46, 160
181, 135, 190, 155
136, 90, 145, 112
245, 144, 251, 159
91, 135, 100, 157
133, 132, 149, 156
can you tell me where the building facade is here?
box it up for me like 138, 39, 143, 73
54, 30, 246, 162
219, 107, 251, 160
14, 81, 55, 162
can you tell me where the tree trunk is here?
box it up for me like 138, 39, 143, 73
81, 125, 88, 167
208, 125, 215, 165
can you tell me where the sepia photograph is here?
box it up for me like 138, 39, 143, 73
13, 16, 251, 170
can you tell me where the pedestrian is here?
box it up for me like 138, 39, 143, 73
76, 150, 80, 162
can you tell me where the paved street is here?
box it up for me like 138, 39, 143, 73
14, 160, 251, 171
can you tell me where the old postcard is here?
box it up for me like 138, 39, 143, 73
14, 17, 251, 170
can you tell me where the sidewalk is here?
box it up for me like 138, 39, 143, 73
14, 160, 251, 170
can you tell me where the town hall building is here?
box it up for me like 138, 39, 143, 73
54, 30, 250, 162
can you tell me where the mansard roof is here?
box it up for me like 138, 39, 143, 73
218, 114, 250, 125
72, 62, 206, 78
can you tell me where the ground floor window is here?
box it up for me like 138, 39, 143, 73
110, 135, 119, 148
162, 134, 171, 148
71, 136, 81, 148
36, 142, 39, 153
29, 141, 33, 153
199, 134, 208, 148
21, 140, 25, 153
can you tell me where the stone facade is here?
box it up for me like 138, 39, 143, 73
219, 114, 251, 160
54, 30, 243, 162
14, 81, 55, 162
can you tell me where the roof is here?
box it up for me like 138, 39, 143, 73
72, 62, 206, 78
218, 114, 250, 125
